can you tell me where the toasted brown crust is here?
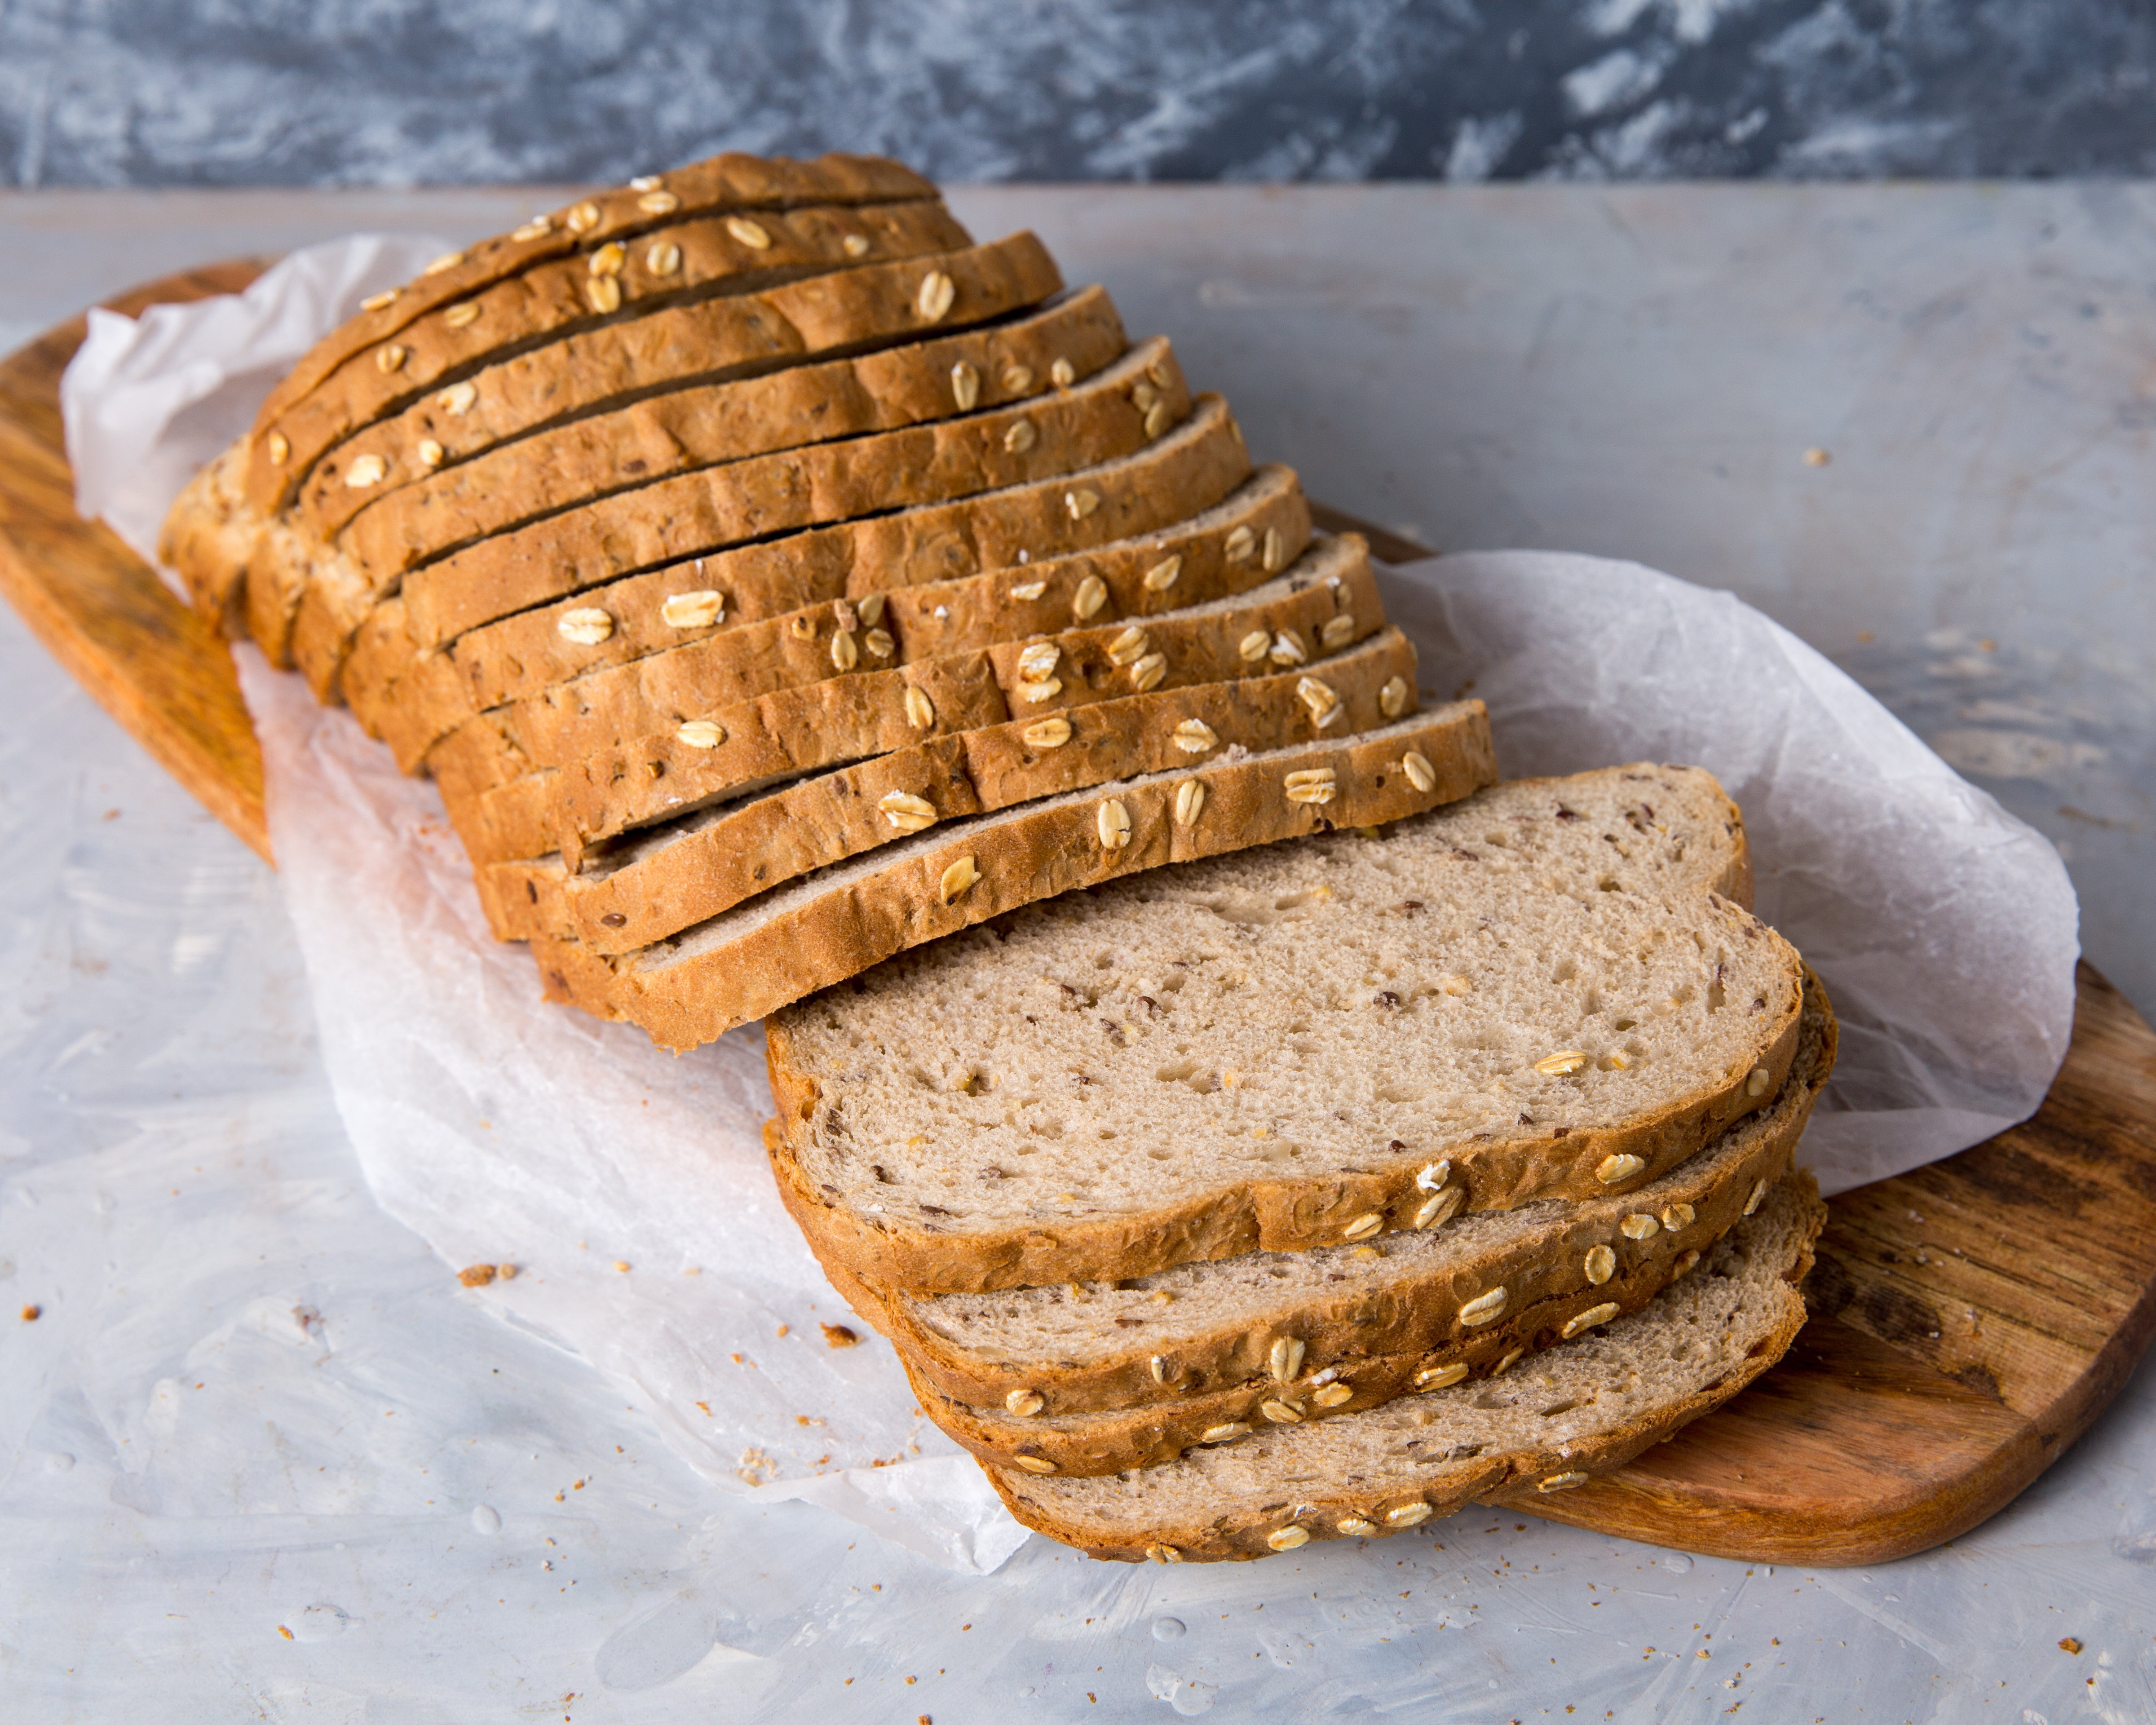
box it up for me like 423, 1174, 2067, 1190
246, 189, 966, 513
298, 233, 1077, 545
542, 706, 1497, 1049
394, 340, 1194, 654
761, 769, 1804, 1294
983, 1172, 1825, 1560
243, 151, 937, 495
460, 464, 1301, 719
838, 986, 1832, 1476
476, 628, 1420, 947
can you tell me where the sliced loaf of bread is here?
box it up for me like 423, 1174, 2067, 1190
844, 976, 1831, 1477
536, 707, 1498, 1048
763, 765, 1792, 1293
984, 1172, 1823, 1560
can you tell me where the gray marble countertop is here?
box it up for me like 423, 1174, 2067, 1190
1, 184, 2152, 1722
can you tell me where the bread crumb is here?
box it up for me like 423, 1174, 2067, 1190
776, 1323, 790, 1338
822, 1323, 860, 1347
613, 1261, 632, 1273
1803, 447, 1831, 467
2060, 1637, 2083, 1654
497, 1264, 518, 1280
457, 1265, 496, 1287
694, 1401, 711, 1416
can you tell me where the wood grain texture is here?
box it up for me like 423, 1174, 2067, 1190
1505, 962, 2156, 1564
0, 260, 270, 861
4, 267, 2152, 1567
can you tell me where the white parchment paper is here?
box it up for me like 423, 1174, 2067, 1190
60, 235, 2079, 1575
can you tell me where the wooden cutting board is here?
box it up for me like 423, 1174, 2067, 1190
4, 267, 2153, 1567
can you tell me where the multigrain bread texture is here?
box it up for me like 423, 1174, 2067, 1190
983, 1172, 1824, 1560
237, 153, 937, 509
839, 979, 1831, 1477
820, 970, 1829, 1398
164, 228, 1077, 650
762, 766, 1792, 1293
474, 627, 1422, 948
535, 707, 1499, 1048
247, 187, 969, 513
341, 385, 1254, 743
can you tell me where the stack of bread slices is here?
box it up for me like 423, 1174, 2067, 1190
764, 767, 1834, 1560
160, 150, 1833, 1561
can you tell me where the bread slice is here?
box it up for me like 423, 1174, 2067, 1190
477, 628, 1420, 948
349, 397, 1257, 764
762, 765, 1792, 1294
853, 977, 1832, 1477
392, 337, 1194, 655
296, 233, 1078, 543
239, 151, 937, 509
247, 193, 973, 512
430, 538, 1388, 866
984, 1171, 1823, 1560
536, 706, 1497, 1049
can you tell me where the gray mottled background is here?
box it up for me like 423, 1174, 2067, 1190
4, 0, 2156, 186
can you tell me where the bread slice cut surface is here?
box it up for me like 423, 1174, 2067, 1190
764, 765, 1795, 1291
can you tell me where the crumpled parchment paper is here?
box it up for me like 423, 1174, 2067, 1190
60, 235, 2080, 1575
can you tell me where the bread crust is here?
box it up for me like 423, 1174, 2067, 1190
983, 1172, 1824, 1560
356, 464, 1303, 776
761, 767, 1804, 1293
476, 627, 1420, 947
340, 393, 1253, 743
246, 190, 968, 513
165, 234, 1078, 669
541, 544, 1387, 854
299, 233, 1077, 545
831, 984, 1831, 1476
539, 706, 1497, 1048
393, 339, 1194, 654
242, 150, 937, 503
